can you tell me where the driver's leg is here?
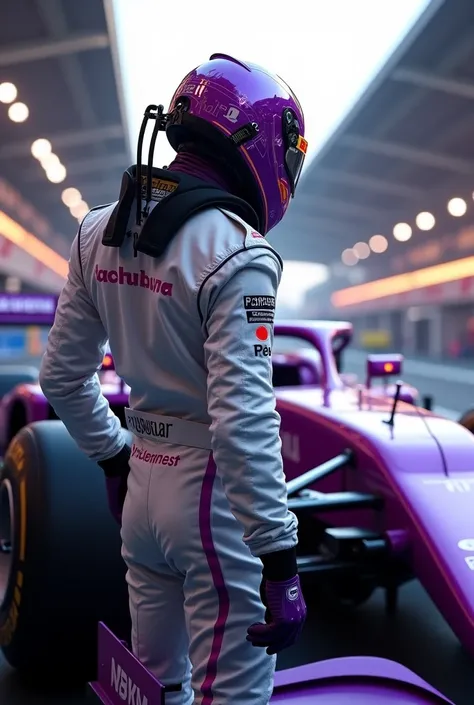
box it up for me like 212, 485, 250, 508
182, 457, 276, 705
121, 456, 193, 705
123, 558, 192, 705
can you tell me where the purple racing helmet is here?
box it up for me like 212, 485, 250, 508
165, 53, 307, 235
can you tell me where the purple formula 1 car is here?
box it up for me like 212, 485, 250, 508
0, 319, 470, 702
272, 322, 473, 657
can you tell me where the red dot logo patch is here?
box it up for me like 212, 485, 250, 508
256, 326, 268, 341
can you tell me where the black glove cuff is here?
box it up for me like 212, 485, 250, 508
261, 547, 298, 581
98, 444, 131, 478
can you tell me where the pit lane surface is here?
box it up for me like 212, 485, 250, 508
1, 353, 474, 704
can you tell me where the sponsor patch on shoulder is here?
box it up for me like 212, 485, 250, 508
243, 295, 275, 310
246, 310, 274, 324
243, 295, 275, 325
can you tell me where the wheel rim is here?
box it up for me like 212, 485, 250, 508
0, 479, 14, 608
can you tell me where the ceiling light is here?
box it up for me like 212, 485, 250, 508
447, 197, 467, 217
332, 255, 474, 308
31, 139, 52, 159
353, 241, 370, 259
61, 187, 82, 208
40, 153, 60, 170
369, 234, 388, 253
46, 164, 67, 183
0, 82, 18, 104
0, 210, 68, 278
341, 248, 358, 266
415, 211, 435, 231
8, 102, 29, 123
70, 200, 89, 219
393, 222, 412, 242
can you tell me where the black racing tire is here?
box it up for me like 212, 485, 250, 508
458, 407, 474, 433
0, 366, 38, 399
0, 421, 131, 683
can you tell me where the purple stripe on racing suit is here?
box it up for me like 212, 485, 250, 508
199, 455, 230, 704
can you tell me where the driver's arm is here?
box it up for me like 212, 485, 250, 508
39, 233, 125, 462
202, 251, 298, 570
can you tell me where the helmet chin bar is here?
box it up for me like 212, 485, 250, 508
135, 99, 193, 229
135, 104, 169, 228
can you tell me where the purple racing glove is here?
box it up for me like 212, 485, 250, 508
98, 444, 131, 526
247, 548, 307, 655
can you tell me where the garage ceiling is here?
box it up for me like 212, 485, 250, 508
0, 0, 128, 253
271, 0, 474, 273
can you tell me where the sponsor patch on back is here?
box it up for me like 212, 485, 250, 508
95, 265, 173, 296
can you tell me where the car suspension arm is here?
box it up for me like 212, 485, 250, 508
286, 449, 354, 498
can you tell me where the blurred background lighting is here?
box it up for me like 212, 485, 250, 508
46, 163, 67, 183
8, 102, 29, 122
407, 306, 422, 322
5, 276, 21, 293
278, 260, 329, 309
369, 234, 388, 253
393, 222, 412, 242
353, 241, 370, 259
341, 248, 359, 266
447, 197, 467, 217
415, 211, 436, 230
31, 138, 52, 159
70, 200, 90, 219
61, 187, 82, 208
0, 82, 18, 104
40, 153, 60, 170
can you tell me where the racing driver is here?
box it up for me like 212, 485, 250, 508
40, 53, 308, 704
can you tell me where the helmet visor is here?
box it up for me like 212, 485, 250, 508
283, 108, 308, 195
285, 135, 308, 194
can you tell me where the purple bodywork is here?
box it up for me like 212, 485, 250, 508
274, 320, 474, 662
88, 622, 454, 704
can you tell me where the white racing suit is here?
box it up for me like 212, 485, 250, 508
39, 201, 298, 704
